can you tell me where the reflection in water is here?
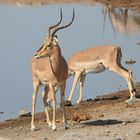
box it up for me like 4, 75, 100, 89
125, 59, 136, 64
103, 4, 140, 34
0, 0, 97, 7
0, 4, 140, 121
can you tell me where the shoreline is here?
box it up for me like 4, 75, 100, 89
1, 83, 140, 125
0, 0, 140, 11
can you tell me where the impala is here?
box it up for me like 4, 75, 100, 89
66, 45, 137, 105
31, 9, 75, 131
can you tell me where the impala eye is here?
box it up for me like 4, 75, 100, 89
47, 44, 51, 48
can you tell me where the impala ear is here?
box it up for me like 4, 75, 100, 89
52, 35, 58, 46
54, 35, 58, 42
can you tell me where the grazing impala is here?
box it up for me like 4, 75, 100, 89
31, 9, 75, 131
66, 45, 137, 104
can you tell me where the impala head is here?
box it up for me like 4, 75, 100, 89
35, 8, 75, 59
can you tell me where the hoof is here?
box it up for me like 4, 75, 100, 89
31, 125, 40, 131
64, 100, 72, 106
48, 122, 52, 128
52, 125, 56, 131
64, 124, 70, 130
125, 98, 140, 105
76, 100, 82, 104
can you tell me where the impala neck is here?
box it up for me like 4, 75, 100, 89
49, 45, 62, 79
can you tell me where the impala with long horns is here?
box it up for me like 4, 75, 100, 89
66, 45, 137, 105
31, 8, 75, 131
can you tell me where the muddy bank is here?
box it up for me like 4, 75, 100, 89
0, 0, 140, 11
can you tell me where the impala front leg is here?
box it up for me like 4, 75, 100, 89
31, 79, 40, 131
67, 71, 82, 103
77, 75, 86, 104
49, 83, 56, 131
42, 86, 52, 128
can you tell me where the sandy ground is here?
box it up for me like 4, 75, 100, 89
0, 84, 140, 140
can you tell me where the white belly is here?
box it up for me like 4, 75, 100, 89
41, 79, 62, 86
69, 61, 107, 75
84, 62, 106, 74
41, 79, 49, 85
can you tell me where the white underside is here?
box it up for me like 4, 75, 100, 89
79, 61, 106, 74
41, 79, 62, 87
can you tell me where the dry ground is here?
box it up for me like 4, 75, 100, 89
0, 84, 140, 140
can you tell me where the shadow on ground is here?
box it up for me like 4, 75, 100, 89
81, 119, 123, 126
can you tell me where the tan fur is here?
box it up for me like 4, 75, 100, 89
67, 45, 137, 104
31, 37, 68, 131
31, 9, 74, 131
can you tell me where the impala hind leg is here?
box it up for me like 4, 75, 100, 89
42, 86, 52, 128
124, 71, 140, 104
45, 86, 59, 109
110, 65, 138, 104
67, 71, 82, 104
60, 83, 68, 129
77, 75, 86, 104
31, 79, 40, 131
49, 83, 56, 131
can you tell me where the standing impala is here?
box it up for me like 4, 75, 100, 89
66, 45, 137, 105
31, 9, 75, 131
